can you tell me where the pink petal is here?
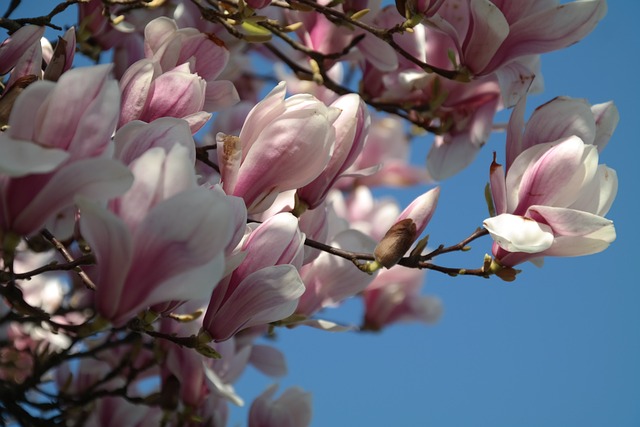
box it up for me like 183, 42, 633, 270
179, 33, 230, 81
207, 265, 305, 342
463, 0, 509, 74
485, 0, 607, 74
115, 188, 232, 321
234, 108, 334, 211
238, 82, 287, 155
541, 234, 614, 257
527, 205, 614, 238
143, 69, 206, 121
37, 64, 116, 153
5, 41, 42, 90
114, 118, 195, 165
514, 136, 587, 212
6, 81, 54, 141
0, 139, 68, 177
522, 97, 596, 151
14, 158, 133, 235
357, 34, 399, 72
591, 101, 619, 152
0, 25, 45, 75
77, 198, 133, 321
567, 165, 617, 217
143, 17, 179, 58
250, 345, 288, 377
234, 213, 304, 281
489, 157, 507, 215
119, 59, 157, 127
204, 80, 240, 112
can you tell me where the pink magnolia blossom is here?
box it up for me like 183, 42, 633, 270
203, 213, 306, 341
0, 26, 43, 94
297, 229, 377, 317
84, 397, 163, 427
0, 65, 132, 239
79, 186, 233, 326
142, 17, 238, 112
78, 120, 235, 324
484, 97, 618, 267
338, 116, 431, 188
0, 25, 45, 76
356, 11, 503, 180
430, 0, 607, 77
363, 265, 442, 330
296, 93, 370, 210
329, 186, 401, 241
118, 17, 239, 132
426, 77, 502, 180
249, 384, 312, 427
118, 59, 210, 132
218, 82, 340, 213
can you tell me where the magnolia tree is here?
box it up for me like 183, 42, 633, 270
0, 0, 618, 425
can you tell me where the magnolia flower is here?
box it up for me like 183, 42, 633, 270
118, 17, 239, 133
0, 25, 45, 76
0, 65, 132, 240
363, 265, 442, 331
296, 93, 370, 210
431, 0, 607, 77
249, 385, 312, 427
84, 397, 163, 427
78, 119, 235, 325
142, 17, 238, 112
203, 213, 306, 341
483, 97, 618, 267
296, 228, 377, 317
217, 82, 340, 213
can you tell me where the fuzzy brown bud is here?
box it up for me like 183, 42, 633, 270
373, 218, 417, 269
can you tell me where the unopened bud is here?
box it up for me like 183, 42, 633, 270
373, 218, 417, 268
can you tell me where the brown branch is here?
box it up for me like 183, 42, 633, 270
41, 229, 97, 291
0, 0, 83, 32
7, 254, 95, 281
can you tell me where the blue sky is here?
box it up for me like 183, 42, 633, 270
9, 2, 640, 426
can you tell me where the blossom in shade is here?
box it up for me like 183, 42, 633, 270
0, 65, 132, 240
363, 266, 442, 331
431, 0, 607, 77
249, 384, 312, 427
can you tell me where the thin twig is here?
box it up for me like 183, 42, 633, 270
41, 229, 97, 291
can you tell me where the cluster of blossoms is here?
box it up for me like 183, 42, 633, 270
0, 0, 617, 425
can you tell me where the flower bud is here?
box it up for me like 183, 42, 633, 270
373, 187, 439, 269
373, 218, 416, 268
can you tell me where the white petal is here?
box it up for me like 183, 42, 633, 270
483, 213, 553, 253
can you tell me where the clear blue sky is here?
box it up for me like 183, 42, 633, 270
12, 2, 640, 426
